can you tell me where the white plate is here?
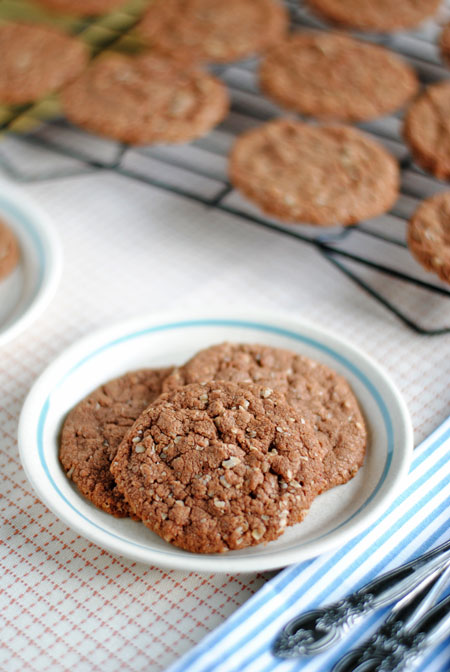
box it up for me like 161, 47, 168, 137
0, 179, 62, 347
18, 312, 413, 573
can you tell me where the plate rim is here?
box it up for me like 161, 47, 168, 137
18, 311, 413, 573
0, 178, 62, 347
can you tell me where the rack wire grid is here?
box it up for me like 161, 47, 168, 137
0, 0, 449, 335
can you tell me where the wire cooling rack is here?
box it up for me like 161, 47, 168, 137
0, 0, 449, 335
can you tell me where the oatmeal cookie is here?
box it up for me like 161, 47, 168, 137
163, 343, 367, 490
408, 191, 450, 284
61, 52, 229, 145
60, 367, 172, 517
0, 219, 20, 281
111, 381, 326, 553
306, 0, 442, 32
404, 81, 450, 181
0, 22, 88, 104
229, 119, 399, 226
137, 0, 288, 64
260, 33, 418, 123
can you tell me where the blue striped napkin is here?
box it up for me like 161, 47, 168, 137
168, 416, 450, 672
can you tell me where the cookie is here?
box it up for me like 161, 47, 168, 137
260, 33, 418, 123
306, 0, 441, 32
408, 192, 450, 284
0, 22, 88, 105
137, 0, 288, 64
111, 381, 326, 553
229, 119, 399, 226
35, 0, 126, 15
440, 23, 450, 66
404, 81, 450, 181
61, 52, 229, 145
163, 343, 367, 490
60, 367, 172, 517
0, 219, 20, 281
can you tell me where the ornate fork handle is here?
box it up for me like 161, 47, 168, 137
333, 565, 450, 672
273, 538, 450, 658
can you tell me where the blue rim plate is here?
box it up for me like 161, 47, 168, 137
18, 312, 413, 573
0, 178, 62, 347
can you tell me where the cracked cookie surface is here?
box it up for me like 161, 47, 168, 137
62, 52, 229, 145
111, 381, 326, 553
0, 22, 88, 104
163, 342, 367, 490
229, 119, 399, 226
137, 0, 288, 64
260, 33, 418, 123
404, 81, 450, 180
60, 367, 172, 517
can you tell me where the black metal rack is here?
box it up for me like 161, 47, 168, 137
1, 0, 449, 335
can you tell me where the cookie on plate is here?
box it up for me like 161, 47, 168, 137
61, 52, 229, 145
305, 0, 442, 32
260, 33, 418, 123
60, 367, 172, 517
440, 23, 450, 66
407, 191, 450, 284
137, 0, 288, 64
229, 119, 399, 226
35, 0, 126, 15
0, 219, 20, 281
163, 342, 367, 490
404, 81, 450, 181
111, 381, 327, 553
0, 22, 89, 105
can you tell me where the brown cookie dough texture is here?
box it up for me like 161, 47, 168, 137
112, 381, 327, 553
229, 119, 399, 226
306, 0, 441, 32
408, 192, 450, 284
260, 33, 418, 123
35, 0, 126, 15
137, 0, 288, 64
61, 52, 229, 145
404, 81, 450, 181
0, 219, 20, 281
59, 367, 172, 518
163, 343, 367, 490
441, 23, 450, 66
0, 23, 88, 105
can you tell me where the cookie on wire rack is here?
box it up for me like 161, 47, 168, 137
439, 22, 450, 66
403, 81, 450, 181
305, 0, 442, 32
0, 22, 88, 105
229, 119, 399, 226
260, 32, 419, 123
111, 381, 327, 553
163, 342, 367, 490
407, 191, 450, 285
61, 52, 229, 145
60, 367, 172, 518
137, 0, 289, 64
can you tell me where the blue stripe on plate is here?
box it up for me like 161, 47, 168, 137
167, 417, 450, 672
37, 319, 394, 556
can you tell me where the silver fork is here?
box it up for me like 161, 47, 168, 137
273, 539, 450, 658
332, 563, 450, 671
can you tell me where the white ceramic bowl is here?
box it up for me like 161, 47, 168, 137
18, 312, 413, 573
